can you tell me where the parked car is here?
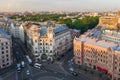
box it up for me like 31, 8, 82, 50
69, 68, 74, 72
16, 63, 21, 72
69, 68, 78, 76
71, 72, 78, 76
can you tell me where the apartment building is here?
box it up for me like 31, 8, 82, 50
22, 22, 74, 61
0, 29, 13, 69
39, 26, 72, 61
74, 29, 120, 80
10, 22, 21, 38
97, 11, 120, 30
101, 29, 120, 43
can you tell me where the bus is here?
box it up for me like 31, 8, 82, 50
26, 55, 32, 65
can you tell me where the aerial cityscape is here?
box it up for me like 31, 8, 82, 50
0, 0, 120, 80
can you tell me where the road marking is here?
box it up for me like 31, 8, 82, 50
21, 70, 23, 80
16, 71, 18, 80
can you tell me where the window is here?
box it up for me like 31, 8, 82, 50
35, 40, 37, 43
2, 60, 4, 63
2, 56, 4, 58
6, 54, 9, 57
2, 51, 4, 54
6, 58, 9, 61
1, 47, 4, 50
6, 46, 8, 49
6, 42, 8, 45
50, 40, 52, 42
40, 43, 42, 45
2, 64, 5, 67
78, 61, 80, 64
6, 50, 8, 53
50, 50, 52, 53
6, 63, 9, 65
1, 43, 3, 45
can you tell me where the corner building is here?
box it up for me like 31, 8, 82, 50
74, 34, 120, 80
0, 30, 13, 69
23, 22, 73, 61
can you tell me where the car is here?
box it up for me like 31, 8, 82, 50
26, 55, 32, 65
26, 70, 30, 75
16, 51, 19, 54
71, 72, 78, 76
16, 63, 21, 72
34, 63, 42, 69
69, 68, 74, 72
21, 61, 25, 68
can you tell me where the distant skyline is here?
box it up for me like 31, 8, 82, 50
0, 0, 120, 12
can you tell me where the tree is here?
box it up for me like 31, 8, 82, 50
77, 65, 82, 71
106, 77, 111, 80
84, 68, 87, 74
98, 72, 103, 80
90, 70, 94, 77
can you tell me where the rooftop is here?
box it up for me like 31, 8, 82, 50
0, 29, 11, 39
54, 25, 68, 34
75, 35, 120, 52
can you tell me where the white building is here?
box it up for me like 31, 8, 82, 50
23, 23, 73, 61
101, 29, 120, 43
39, 26, 72, 61
0, 29, 13, 69
19, 24, 25, 43
10, 22, 22, 38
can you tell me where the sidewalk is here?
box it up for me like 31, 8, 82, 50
0, 63, 15, 75
73, 64, 109, 80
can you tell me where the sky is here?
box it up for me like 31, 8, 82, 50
0, 0, 120, 12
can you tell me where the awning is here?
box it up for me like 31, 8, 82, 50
96, 66, 102, 71
102, 68, 108, 73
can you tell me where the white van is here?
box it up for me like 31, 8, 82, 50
34, 63, 42, 69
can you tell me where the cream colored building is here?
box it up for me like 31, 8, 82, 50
23, 22, 73, 61
97, 11, 120, 30
98, 16, 119, 29
39, 26, 72, 61
0, 29, 13, 69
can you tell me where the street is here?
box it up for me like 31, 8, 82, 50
0, 39, 97, 80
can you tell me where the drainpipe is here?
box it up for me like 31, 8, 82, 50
112, 54, 115, 80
